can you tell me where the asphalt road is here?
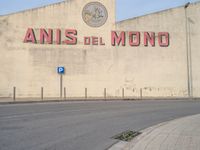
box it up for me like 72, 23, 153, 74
1, 100, 200, 150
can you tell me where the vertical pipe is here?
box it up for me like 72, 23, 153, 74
184, 4, 192, 98
85, 88, 87, 100
13, 87, 16, 102
41, 87, 43, 100
188, 19, 193, 98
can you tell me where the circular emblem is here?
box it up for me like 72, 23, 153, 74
82, 2, 108, 27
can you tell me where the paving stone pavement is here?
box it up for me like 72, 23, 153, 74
110, 114, 200, 150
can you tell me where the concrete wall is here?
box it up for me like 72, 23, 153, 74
115, 2, 200, 98
0, 0, 199, 99
187, 2, 200, 97
115, 7, 187, 97
0, 0, 116, 99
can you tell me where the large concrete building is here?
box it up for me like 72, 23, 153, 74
0, 0, 200, 100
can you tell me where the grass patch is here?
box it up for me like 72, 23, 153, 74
112, 130, 141, 142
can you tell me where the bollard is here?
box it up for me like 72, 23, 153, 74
140, 88, 143, 100
64, 87, 66, 100
85, 88, 87, 100
41, 87, 43, 100
104, 88, 107, 100
122, 88, 125, 99
13, 87, 16, 102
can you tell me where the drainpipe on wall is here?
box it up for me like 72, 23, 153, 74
184, 2, 193, 98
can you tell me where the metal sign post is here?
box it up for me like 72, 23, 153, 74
57, 67, 65, 99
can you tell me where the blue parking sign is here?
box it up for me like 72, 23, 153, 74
57, 67, 65, 74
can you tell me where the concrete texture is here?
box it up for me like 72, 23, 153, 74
1, 100, 200, 150
112, 114, 200, 150
115, 2, 200, 97
0, 0, 116, 98
0, 0, 200, 99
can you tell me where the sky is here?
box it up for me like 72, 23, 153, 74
0, 0, 199, 21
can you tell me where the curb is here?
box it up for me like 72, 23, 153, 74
108, 114, 200, 150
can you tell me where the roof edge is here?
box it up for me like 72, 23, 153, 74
116, 1, 200, 24
0, 0, 70, 17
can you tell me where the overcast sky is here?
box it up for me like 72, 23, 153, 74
0, 0, 199, 21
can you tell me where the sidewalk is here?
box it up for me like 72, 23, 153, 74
110, 114, 200, 150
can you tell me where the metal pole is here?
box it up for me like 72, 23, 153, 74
41, 87, 43, 100
184, 3, 192, 98
13, 87, 16, 101
140, 88, 143, 100
85, 88, 87, 99
60, 74, 63, 99
188, 18, 193, 98
64, 87, 66, 100
122, 88, 125, 99
104, 88, 106, 100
